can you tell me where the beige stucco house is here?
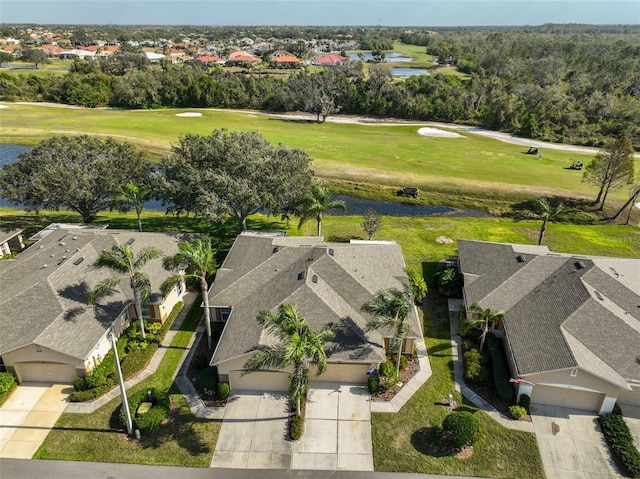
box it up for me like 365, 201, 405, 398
458, 240, 640, 414
208, 232, 422, 392
0, 226, 188, 383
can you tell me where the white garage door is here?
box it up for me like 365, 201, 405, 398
316, 363, 370, 384
531, 385, 605, 412
229, 370, 290, 392
14, 362, 78, 383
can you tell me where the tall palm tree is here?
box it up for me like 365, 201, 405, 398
361, 285, 413, 376
298, 184, 346, 237
467, 303, 504, 352
162, 238, 217, 349
88, 243, 162, 340
244, 303, 335, 415
112, 181, 152, 232
514, 197, 566, 245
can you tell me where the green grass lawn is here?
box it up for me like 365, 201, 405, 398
3, 103, 636, 207
34, 295, 221, 466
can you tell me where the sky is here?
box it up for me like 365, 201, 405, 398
1, 0, 638, 26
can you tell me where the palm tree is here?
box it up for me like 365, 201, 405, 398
298, 184, 346, 237
467, 303, 504, 352
112, 181, 151, 232
244, 303, 335, 415
514, 197, 566, 246
88, 243, 162, 340
162, 238, 217, 349
435, 267, 463, 297
361, 285, 413, 376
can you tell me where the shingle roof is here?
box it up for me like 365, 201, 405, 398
210, 233, 422, 366
458, 240, 640, 384
0, 228, 188, 359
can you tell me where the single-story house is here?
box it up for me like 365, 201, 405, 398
58, 49, 95, 60
312, 54, 348, 66
197, 55, 225, 65
458, 240, 640, 414
0, 227, 25, 256
0, 226, 189, 384
208, 232, 422, 392
275, 55, 301, 68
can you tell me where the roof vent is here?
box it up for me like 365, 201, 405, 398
575, 261, 586, 270
609, 267, 620, 278
594, 290, 604, 301
272, 246, 280, 253
126, 238, 135, 245
328, 248, 334, 256
297, 271, 306, 280
59, 241, 66, 246
516, 255, 526, 263
312, 274, 318, 283
72, 236, 78, 240
73, 256, 85, 266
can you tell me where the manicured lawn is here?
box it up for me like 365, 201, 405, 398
34, 296, 221, 466
4, 103, 636, 205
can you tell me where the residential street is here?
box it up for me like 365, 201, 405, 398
0, 459, 482, 479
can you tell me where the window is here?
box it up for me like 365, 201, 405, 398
176, 280, 185, 297
35, 344, 42, 353
141, 304, 152, 319
220, 307, 232, 322
570, 368, 578, 377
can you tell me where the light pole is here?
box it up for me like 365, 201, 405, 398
110, 330, 133, 436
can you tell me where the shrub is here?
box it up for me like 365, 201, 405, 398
119, 387, 170, 435
0, 371, 17, 394
487, 334, 513, 402
218, 382, 230, 400
73, 377, 87, 391
368, 374, 380, 394
509, 405, 527, 420
120, 343, 158, 379
463, 348, 488, 383
387, 353, 409, 370
442, 411, 481, 449
69, 384, 112, 402
518, 394, 531, 412
380, 361, 400, 388
191, 352, 209, 370
612, 403, 623, 415
197, 367, 218, 392
599, 412, 640, 478
289, 414, 303, 440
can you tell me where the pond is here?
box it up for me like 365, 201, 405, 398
0, 144, 488, 217
391, 68, 429, 77
347, 52, 414, 62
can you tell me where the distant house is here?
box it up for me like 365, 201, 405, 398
458, 240, 640, 414
0, 226, 189, 383
225, 50, 261, 66
312, 54, 348, 66
197, 55, 225, 65
208, 232, 422, 392
59, 49, 95, 60
144, 51, 165, 63
275, 54, 301, 68
0, 228, 25, 256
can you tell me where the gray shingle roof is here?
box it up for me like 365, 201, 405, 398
0, 228, 186, 359
210, 233, 422, 366
458, 240, 640, 384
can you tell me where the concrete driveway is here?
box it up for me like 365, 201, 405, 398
530, 404, 621, 479
0, 382, 72, 459
211, 382, 373, 471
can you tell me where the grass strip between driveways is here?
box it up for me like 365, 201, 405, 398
34, 295, 221, 467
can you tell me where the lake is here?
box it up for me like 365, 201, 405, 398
391, 68, 429, 77
0, 144, 487, 217
347, 52, 414, 62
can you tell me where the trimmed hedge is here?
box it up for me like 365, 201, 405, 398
69, 384, 113, 402
463, 348, 489, 383
218, 382, 230, 400
509, 405, 527, 420
486, 334, 513, 402
442, 411, 481, 449
368, 374, 380, 394
119, 387, 170, 435
197, 367, 218, 393
121, 343, 159, 379
0, 371, 17, 406
599, 412, 640, 478
518, 394, 531, 412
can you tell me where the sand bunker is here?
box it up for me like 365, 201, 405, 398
418, 127, 462, 138
176, 112, 202, 117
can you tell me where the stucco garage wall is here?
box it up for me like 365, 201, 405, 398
4, 345, 84, 383
617, 384, 640, 407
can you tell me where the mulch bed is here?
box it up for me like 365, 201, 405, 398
371, 357, 420, 402
186, 333, 226, 408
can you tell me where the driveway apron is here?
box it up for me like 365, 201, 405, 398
211, 383, 373, 471
530, 404, 621, 479
0, 382, 72, 459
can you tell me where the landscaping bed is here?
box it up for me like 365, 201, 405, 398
371, 356, 419, 402
186, 331, 227, 408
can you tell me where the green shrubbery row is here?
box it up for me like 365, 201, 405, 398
599, 410, 640, 478
70, 301, 183, 402
486, 334, 513, 402
463, 348, 489, 383
0, 371, 17, 405
119, 387, 171, 435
